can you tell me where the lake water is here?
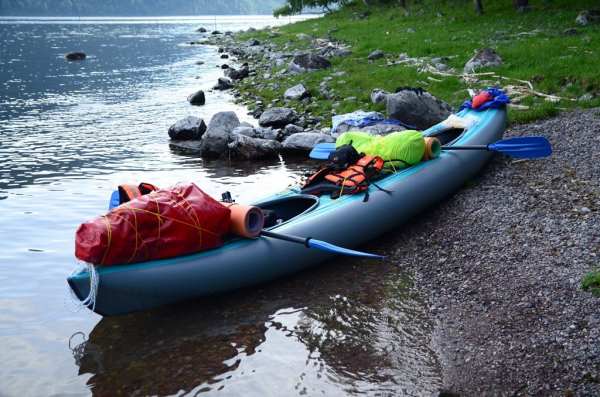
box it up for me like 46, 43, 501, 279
0, 16, 441, 396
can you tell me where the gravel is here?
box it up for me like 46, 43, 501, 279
394, 108, 600, 396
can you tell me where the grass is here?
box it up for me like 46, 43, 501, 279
582, 270, 600, 297
235, 0, 600, 126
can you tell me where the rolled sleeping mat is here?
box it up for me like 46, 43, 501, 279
221, 203, 265, 238
422, 137, 441, 161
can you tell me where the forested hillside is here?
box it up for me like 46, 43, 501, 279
0, 0, 285, 16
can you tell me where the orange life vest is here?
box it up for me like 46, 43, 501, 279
302, 155, 389, 201
117, 182, 159, 205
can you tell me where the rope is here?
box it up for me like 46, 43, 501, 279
68, 262, 100, 312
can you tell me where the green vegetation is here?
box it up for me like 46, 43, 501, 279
238, 0, 600, 124
582, 270, 600, 297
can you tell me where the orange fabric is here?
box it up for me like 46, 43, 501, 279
221, 202, 264, 238
472, 91, 493, 109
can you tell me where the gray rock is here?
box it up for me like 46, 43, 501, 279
296, 33, 312, 41
563, 28, 580, 36
255, 127, 279, 140
199, 111, 240, 158
464, 48, 503, 73
225, 66, 249, 81
188, 90, 206, 106
281, 124, 304, 140
232, 126, 257, 137
227, 134, 281, 160
368, 49, 385, 60
169, 140, 202, 154
211, 30, 221, 35
386, 88, 452, 130
246, 39, 260, 46
195, 60, 205, 65
214, 77, 233, 90
282, 132, 335, 152
65, 52, 86, 61
288, 53, 331, 74
284, 84, 310, 100
196, 27, 207, 33
259, 107, 299, 128
576, 10, 600, 26
371, 89, 388, 104
319, 46, 352, 58
168, 116, 207, 140
220, 54, 229, 59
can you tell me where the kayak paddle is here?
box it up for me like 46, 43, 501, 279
309, 136, 552, 160
261, 230, 384, 259
441, 136, 552, 159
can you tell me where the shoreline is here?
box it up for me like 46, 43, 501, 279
199, 22, 600, 395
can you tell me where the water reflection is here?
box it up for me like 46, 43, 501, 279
72, 252, 442, 396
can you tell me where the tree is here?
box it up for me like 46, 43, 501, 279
473, 0, 483, 15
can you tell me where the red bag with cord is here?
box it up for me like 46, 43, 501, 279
75, 183, 231, 266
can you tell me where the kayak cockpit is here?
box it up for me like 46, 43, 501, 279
427, 127, 465, 146
257, 194, 319, 228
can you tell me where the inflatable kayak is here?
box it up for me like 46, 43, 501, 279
68, 107, 506, 316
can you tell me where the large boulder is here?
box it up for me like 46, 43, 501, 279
371, 88, 388, 104
231, 126, 257, 138
188, 90, 205, 106
284, 84, 310, 100
367, 49, 385, 60
199, 111, 240, 158
282, 132, 335, 152
65, 52, 86, 61
225, 66, 249, 81
576, 10, 600, 26
255, 127, 279, 141
168, 116, 207, 140
463, 48, 502, 73
386, 88, 452, 130
280, 124, 304, 141
288, 53, 331, 73
169, 140, 202, 154
259, 107, 298, 128
214, 77, 233, 90
227, 134, 282, 160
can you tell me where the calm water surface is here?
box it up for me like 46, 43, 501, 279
0, 16, 441, 396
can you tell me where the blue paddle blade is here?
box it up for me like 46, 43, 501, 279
309, 142, 337, 160
307, 238, 385, 259
109, 190, 120, 210
488, 136, 552, 159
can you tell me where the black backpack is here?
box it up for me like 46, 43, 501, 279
327, 144, 362, 171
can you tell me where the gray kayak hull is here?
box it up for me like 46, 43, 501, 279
68, 108, 506, 316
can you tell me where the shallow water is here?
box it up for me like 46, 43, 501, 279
0, 16, 441, 396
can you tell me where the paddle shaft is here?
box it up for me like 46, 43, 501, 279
441, 145, 490, 151
261, 230, 310, 247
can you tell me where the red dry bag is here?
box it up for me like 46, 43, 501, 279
75, 183, 231, 266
